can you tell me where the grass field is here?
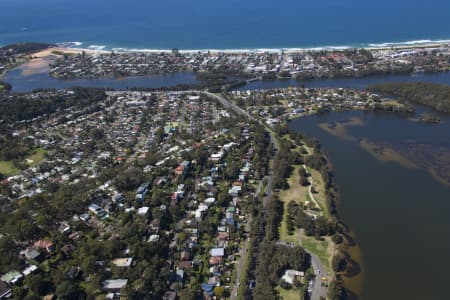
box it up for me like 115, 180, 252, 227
307, 168, 330, 218
276, 286, 302, 300
0, 161, 19, 176
301, 233, 334, 274
26, 148, 47, 166
278, 165, 309, 244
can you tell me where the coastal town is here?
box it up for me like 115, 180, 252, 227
0, 40, 448, 300
0, 89, 261, 299
47, 44, 450, 80
226, 86, 411, 124
3, 0, 450, 298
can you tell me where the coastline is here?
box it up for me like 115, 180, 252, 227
49, 39, 450, 55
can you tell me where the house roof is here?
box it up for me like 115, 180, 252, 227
34, 240, 54, 251
102, 279, 128, 290
0, 280, 11, 297
112, 257, 133, 268
209, 256, 223, 265
177, 261, 193, 270
210, 248, 224, 257
137, 207, 149, 215
61, 244, 75, 256
25, 249, 41, 260
1, 271, 22, 284
22, 265, 38, 276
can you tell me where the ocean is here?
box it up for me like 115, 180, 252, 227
1, 0, 450, 51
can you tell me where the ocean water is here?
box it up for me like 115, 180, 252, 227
1, 0, 450, 50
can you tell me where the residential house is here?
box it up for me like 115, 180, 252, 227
281, 269, 304, 285
34, 240, 55, 253
0, 280, 11, 299
24, 248, 42, 261
102, 279, 128, 292
61, 244, 75, 258
112, 258, 133, 268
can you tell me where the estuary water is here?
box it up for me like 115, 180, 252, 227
3, 65, 200, 92
4, 59, 450, 93
289, 109, 450, 300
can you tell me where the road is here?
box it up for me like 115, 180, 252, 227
277, 237, 328, 300
298, 232, 328, 300
230, 179, 265, 299
204, 92, 278, 299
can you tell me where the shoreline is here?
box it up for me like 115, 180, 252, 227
49, 39, 450, 55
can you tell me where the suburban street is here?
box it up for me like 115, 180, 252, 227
204, 91, 329, 300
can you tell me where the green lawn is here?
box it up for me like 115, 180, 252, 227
301, 234, 332, 274
26, 148, 47, 165
276, 286, 302, 300
0, 148, 46, 176
307, 168, 330, 219
279, 165, 309, 244
0, 161, 19, 176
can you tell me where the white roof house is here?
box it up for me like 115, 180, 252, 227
148, 234, 160, 242
137, 207, 149, 215
103, 279, 128, 291
210, 248, 225, 257
281, 269, 304, 285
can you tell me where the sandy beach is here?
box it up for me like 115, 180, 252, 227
32, 46, 108, 58
30, 41, 450, 57
19, 47, 110, 77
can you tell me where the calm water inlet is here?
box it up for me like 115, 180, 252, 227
289, 110, 450, 300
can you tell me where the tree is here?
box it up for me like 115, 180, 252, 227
0, 236, 22, 273
299, 175, 309, 186
332, 253, 347, 272
214, 286, 225, 297
24, 274, 52, 296
178, 289, 197, 300
328, 280, 347, 300
80, 256, 97, 274
55, 281, 86, 300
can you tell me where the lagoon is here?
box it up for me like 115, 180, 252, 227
289, 108, 450, 300
4, 60, 450, 93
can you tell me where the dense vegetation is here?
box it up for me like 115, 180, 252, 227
253, 242, 310, 300
250, 123, 357, 299
369, 82, 450, 113
0, 43, 54, 55
0, 81, 12, 92
0, 87, 107, 124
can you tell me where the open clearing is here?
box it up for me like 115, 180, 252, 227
276, 286, 301, 300
279, 165, 309, 244
0, 161, 19, 176
301, 232, 334, 274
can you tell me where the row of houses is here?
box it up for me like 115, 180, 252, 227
49, 44, 450, 80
